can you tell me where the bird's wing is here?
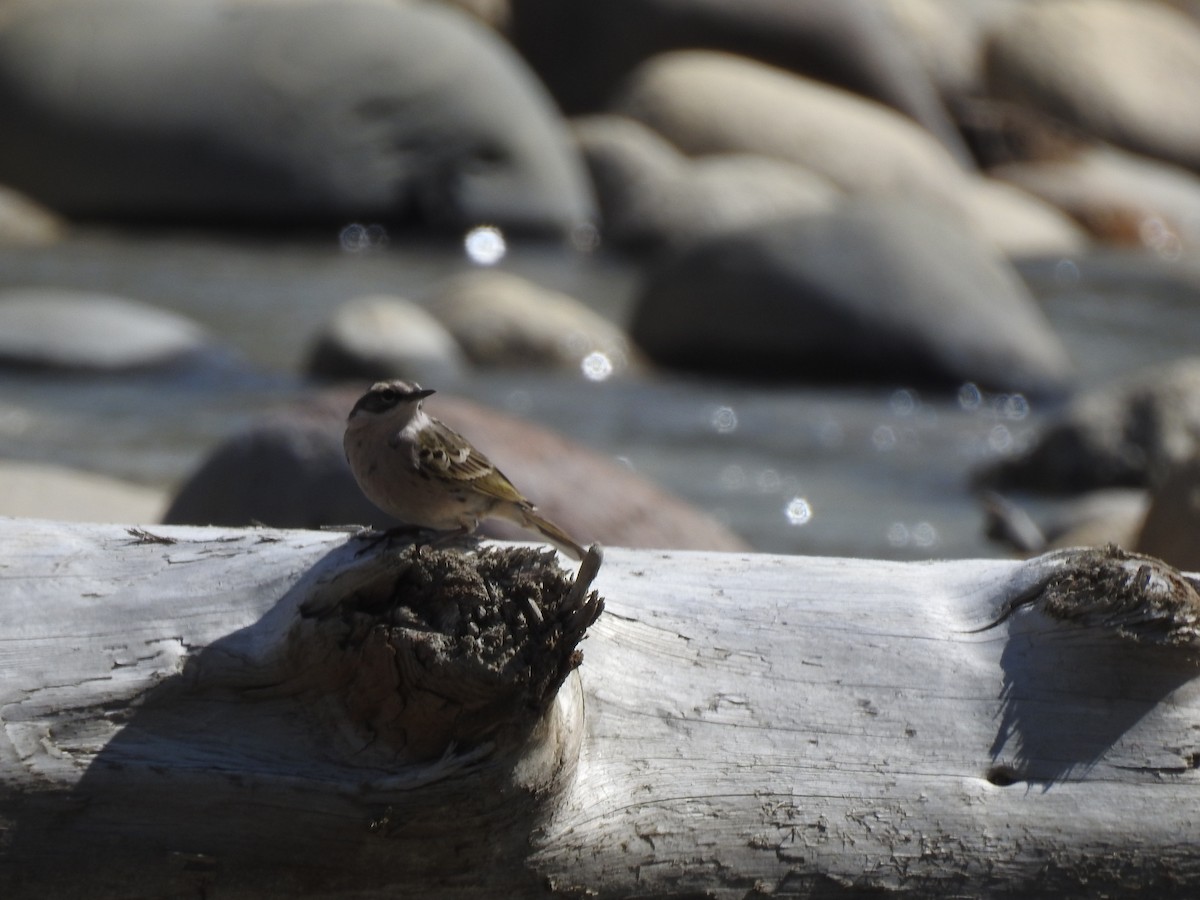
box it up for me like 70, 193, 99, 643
417, 419, 527, 504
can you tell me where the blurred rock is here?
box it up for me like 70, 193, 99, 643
574, 114, 838, 253
0, 184, 65, 244
0, 287, 224, 373
1166, 0, 1200, 23
427, 270, 641, 376
993, 145, 1200, 251
982, 487, 1148, 555
986, 0, 1200, 172
576, 111, 1082, 259
613, 51, 972, 216
440, 0, 510, 30
882, 0, 1021, 99
307, 295, 467, 386
0, 0, 593, 233
164, 390, 750, 553
575, 115, 678, 249
979, 358, 1200, 492
165, 407, 374, 533
1045, 492, 1148, 551
508, 0, 971, 163
1137, 456, 1200, 572
0, 460, 166, 524
631, 200, 1074, 395
961, 177, 1090, 258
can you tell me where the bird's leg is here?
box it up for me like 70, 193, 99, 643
421, 524, 476, 555
353, 523, 427, 557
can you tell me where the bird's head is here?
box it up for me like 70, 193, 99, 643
347, 380, 436, 423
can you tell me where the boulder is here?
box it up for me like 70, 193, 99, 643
508, 0, 971, 163
982, 488, 1149, 555
993, 145, 1200, 252
980, 358, 1200, 492
0, 184, 64, 244
427, 270, 642, 376
986, 0, 1200, 172
306, 295, 467, 386
0, 287, 225, 373
630, 200, 1074, 394
164, 406, 377, 533
960, 177, 1090, 258
0, 460, 166, 524
1045, 496, 1148, 552
163, 390, 750, 553
441, 0, 510, 30
574, 114, 838, 253
0, 0, 593, 232
1137, 456, 1200, 572
576, 111, 1082, 258
612, 51, 972, 215
882, 0, 1022, 99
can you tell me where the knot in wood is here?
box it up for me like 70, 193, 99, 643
994, 544, 1200, 653
1040, 545, 1200, 650
294, 544, 603, 761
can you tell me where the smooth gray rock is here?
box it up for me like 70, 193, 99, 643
960, 177, 1089, 258
306, 295, 468, 386
508, 0, 972, 164
1137, 456, 1200, 572
427, 270, 642, 376
613, 51, 972, 216
986, 0, 1200, 173
0, 287, 219, 372
0, 460, 167, 524
982, 487, 1149, 555
993, 145, 1200, 252
0, 184, 64, 244
164, 410, 376, 532
631, 201, 1075, 394
882, 0, 1023, 99
981, 357, 1200, 492
0, 0, 594, 232
574, 114, 838, 253
163, 390, 750, 552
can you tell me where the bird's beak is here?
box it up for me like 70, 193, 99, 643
414, 388, 436, 400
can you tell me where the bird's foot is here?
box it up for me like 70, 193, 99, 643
353, 524, 427, 557
422, 525, 476, 555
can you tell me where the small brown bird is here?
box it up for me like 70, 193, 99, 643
343, 380, 586, 560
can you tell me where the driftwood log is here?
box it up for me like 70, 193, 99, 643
3, 518, 1200, 897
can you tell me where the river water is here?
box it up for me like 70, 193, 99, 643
1, 227, 1197, 560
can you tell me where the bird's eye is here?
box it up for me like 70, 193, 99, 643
379, 389, 397, 404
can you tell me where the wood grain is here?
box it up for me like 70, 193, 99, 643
2, 520, 1199, 897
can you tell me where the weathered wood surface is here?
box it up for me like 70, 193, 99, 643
3, 518, 1200, 897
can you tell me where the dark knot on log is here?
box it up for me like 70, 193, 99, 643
974, 544, 1200, 653
1037, 545, 1200, 648
293, 542, 604, 763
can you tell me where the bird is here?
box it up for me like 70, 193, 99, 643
343, 379, 586, 560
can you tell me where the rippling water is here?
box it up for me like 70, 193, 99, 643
1, 228, 1196, 559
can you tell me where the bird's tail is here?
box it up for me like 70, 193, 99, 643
503, 503, 586, 560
